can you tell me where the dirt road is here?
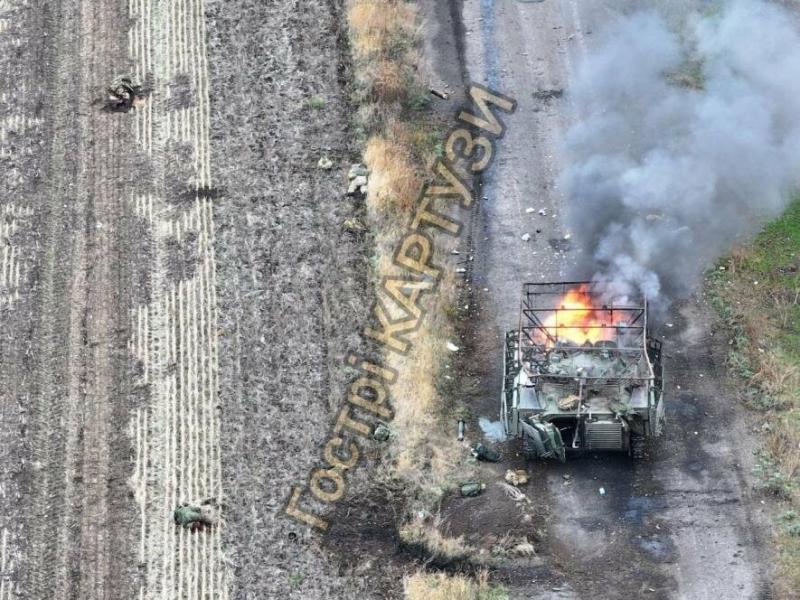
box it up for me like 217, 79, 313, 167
429, 0, 774, 598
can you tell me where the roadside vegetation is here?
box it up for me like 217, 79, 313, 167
707, 199, 800, 596
346, 0, 488, 592
404, 571, 508, 600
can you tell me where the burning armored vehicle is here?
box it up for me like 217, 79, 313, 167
502, 282, 664, 460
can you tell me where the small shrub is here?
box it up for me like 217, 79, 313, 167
288, 571, 305, 588
305, 95, 327, 110
754, 449, 797, 500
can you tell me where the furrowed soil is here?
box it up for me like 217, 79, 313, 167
0, 0, 141, 597
208, 0, 403, 597
0, 0, 400, 598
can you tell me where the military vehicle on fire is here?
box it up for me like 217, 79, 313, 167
502, 282, 664, 460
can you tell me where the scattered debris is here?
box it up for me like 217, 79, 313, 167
429, 88, 449, 100
457, 419, 465, 441
317, 156, 334, 170
497, 482, 529, 503
347, 164, 369, 196
505, 469, 529, 486
538, 208, 547, 216
472, 443, 500, 462
347, 175, 368, 196
549, 237, 572, 252
512, 539, 536, 557
373, 423, 391, 442
525, 207, 535, 213
460, 481, 485, 497
521, 233, 531, 242
446, 341, 460, 352
556, 394, 580, 411
342, 217, 366, 233
598, 487, 606, 496
533, 88, 564, 101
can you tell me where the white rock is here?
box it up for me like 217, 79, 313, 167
318, 156, 334, 170
525, 207, 535, 213
521, 233, 531, 242
446, 341, 460, 352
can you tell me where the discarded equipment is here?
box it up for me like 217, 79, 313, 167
501, 281, 665, 460
504, 469, 529, 486
460, 482, 485, 497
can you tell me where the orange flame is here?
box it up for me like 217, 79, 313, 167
540, 284, 627, 347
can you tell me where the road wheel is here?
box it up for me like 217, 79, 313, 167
630, 434, 646, 460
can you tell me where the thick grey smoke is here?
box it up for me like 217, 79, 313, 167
563, 1, 800, 308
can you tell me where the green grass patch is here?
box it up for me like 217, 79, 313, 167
305, 95, 327, 110
707, 197, 800, 595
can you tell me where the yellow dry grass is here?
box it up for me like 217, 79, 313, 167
348, 0, 419, 105
404, 570, 506, 600
349, 0, 467, 547
400, 514, 474, 562
364, 131, 423, 213
709, 201, 800, 595
348, 0, 417, 60
374, 253, 465, 503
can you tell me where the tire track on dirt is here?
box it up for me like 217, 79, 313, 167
0, 8, 40, 585
127, 0, 227, 596
4, 0, 142, 596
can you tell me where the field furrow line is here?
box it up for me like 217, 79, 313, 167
126, 0, 226, 595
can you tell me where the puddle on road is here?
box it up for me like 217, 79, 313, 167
638, 535, 678, 562
623, 495, 669, 525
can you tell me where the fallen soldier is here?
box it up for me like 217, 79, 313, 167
106, 77, 143, 111
173, 501, 218, 531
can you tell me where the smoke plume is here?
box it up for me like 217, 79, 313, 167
563, 1, 800, 308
